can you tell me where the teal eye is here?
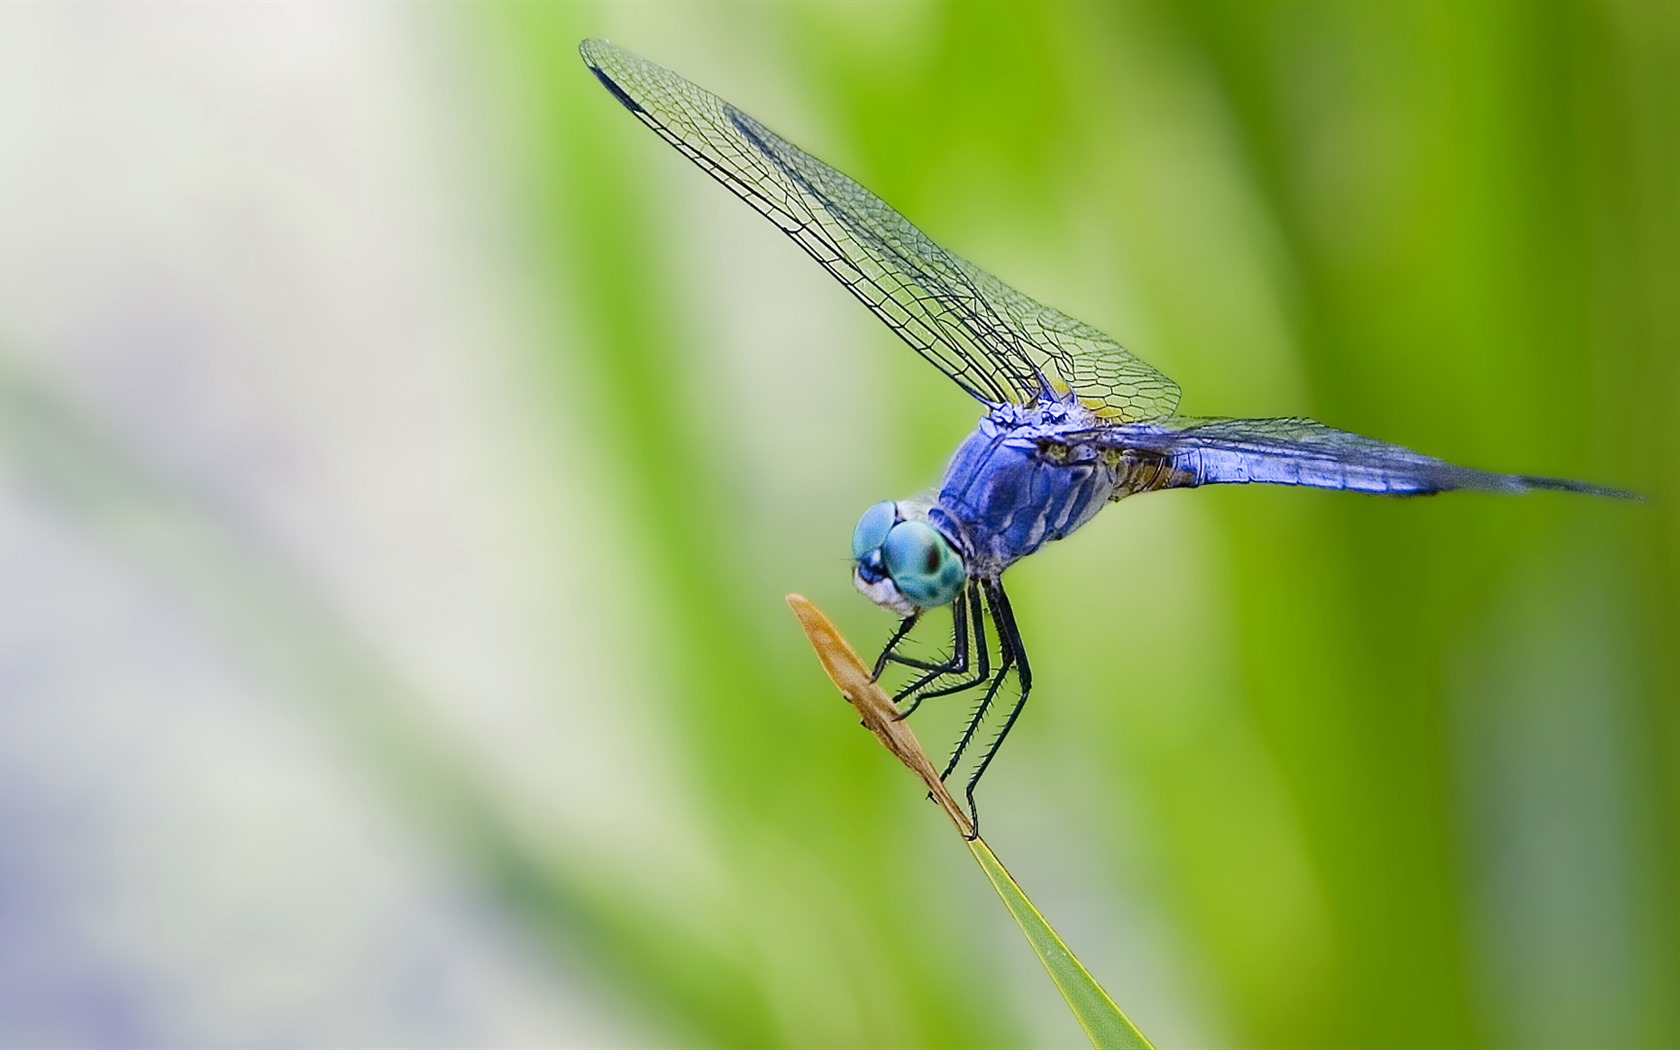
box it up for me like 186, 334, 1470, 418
851, 500, 897, 561
881, 521, 965, 607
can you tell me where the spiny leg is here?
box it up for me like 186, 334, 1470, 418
889, 593, 970, 710
869, 581, 1018, 838
873, 603, 978, 678
899, 582, 991, 719
871, 613, 922, 680
958, 579, 1033, 838
868, 595, 974, 714
940, 582, 1015, 783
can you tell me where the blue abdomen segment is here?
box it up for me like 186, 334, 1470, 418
933, 409, 1120, 573
1093, 417, 1640, 501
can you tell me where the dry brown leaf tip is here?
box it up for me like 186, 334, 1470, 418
787, 594, 974, 838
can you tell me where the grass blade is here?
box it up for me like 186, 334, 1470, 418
966, 836, 1154, 1050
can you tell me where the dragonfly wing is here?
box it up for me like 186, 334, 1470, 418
580, 39, 1181, 422
1086, 417, 1639, 499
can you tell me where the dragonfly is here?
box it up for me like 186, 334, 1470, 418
580, 39, 1636, 836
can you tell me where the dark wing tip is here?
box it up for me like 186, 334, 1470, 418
1517, 474, 1645, 501
578, 39, 645, 115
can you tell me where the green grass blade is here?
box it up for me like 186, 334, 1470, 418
967, 836, 1154, 1050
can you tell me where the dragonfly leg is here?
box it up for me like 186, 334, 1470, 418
887, 594, 967, 715
870, 613, 922, 680
957, 579, 1033, 839
872, 585, 977, 687
939, 582, 1015, 782
868, 581, 1027, 838
898, 583, 991, 719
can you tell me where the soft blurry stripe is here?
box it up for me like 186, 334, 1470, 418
0, 4, 659, 1046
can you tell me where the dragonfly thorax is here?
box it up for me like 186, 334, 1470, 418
851, 500, 967, 614
929, 399, 1129, 577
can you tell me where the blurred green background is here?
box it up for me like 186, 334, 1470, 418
1, 2, 1675, 1047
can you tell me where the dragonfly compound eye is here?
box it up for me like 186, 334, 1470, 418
880, 520, 965, 607
851, 500, 897, 561
855, 548, 887, 584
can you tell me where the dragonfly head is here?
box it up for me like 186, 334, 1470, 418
850, 500, 966, 614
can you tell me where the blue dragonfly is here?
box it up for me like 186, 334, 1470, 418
580, 39, 1636, 835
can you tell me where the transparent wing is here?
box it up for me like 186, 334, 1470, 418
580, 39, 1181, 422
1084, 417, 1639, 498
